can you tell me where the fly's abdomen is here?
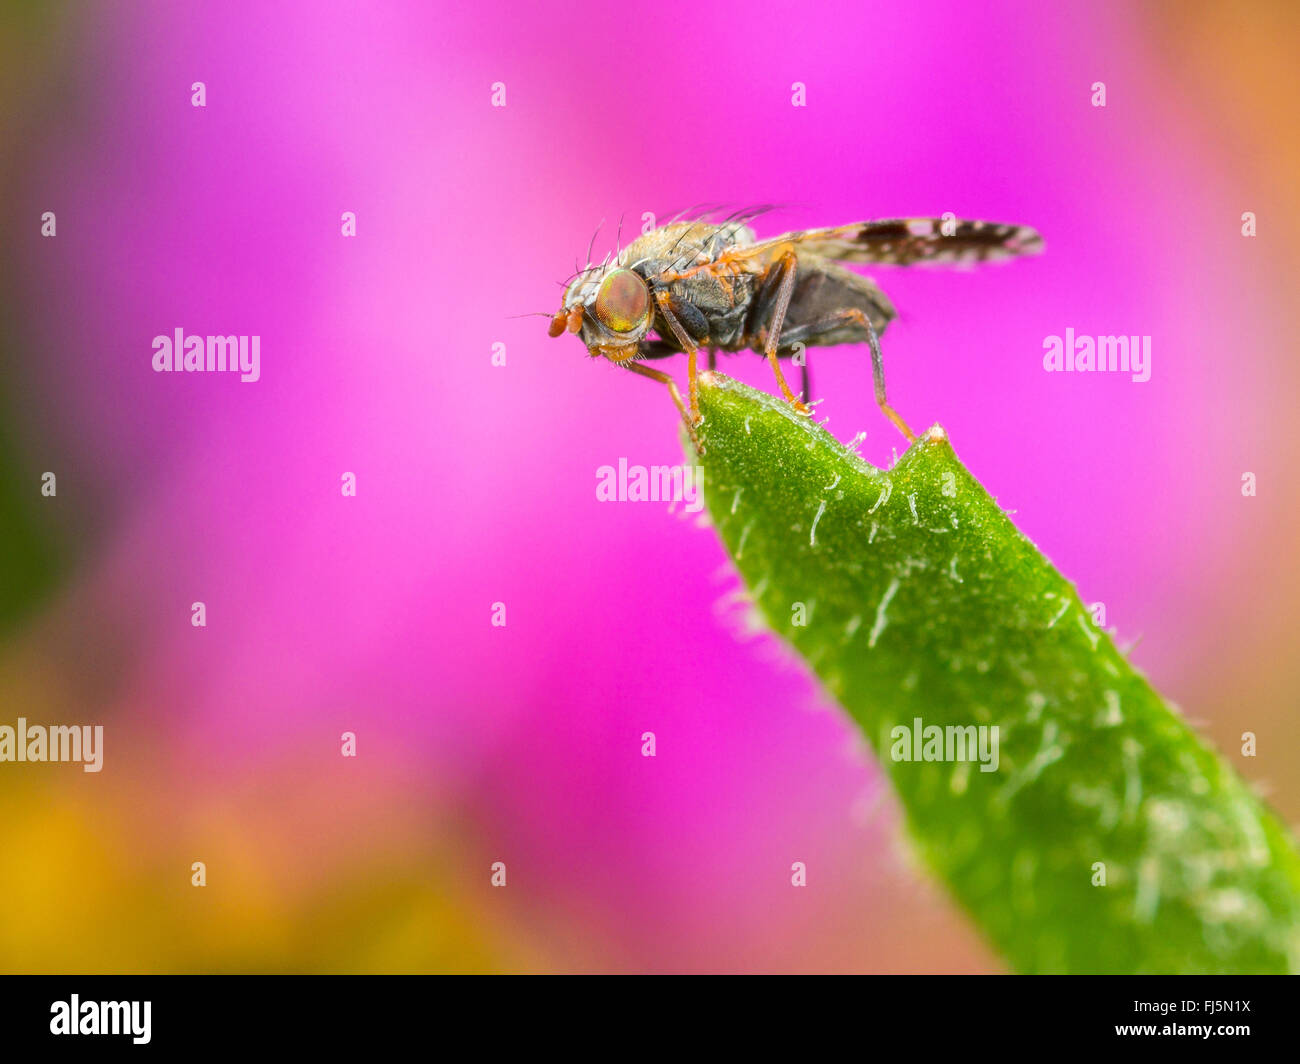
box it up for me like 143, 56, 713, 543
771, 260, 896, 350
787, 262, 894, 330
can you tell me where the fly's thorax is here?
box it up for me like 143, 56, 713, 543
670, 268, 753, 315
622, 221, 756, 277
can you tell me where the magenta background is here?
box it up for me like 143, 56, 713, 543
3, 0, 1296, 971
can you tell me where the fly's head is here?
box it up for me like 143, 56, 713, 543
548, 263, 653, 363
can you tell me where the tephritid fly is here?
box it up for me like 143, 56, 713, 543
549, 208, 1043, 446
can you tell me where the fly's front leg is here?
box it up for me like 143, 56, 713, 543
622, 361, 702, 453
755, 251, 809, 415
652, 289, 704, 424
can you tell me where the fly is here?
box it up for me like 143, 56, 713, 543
549, 209, 1043, 446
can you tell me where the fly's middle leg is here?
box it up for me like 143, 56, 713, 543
752, 251, 810, 415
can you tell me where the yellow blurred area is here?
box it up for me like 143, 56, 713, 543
0, 776, 546, 973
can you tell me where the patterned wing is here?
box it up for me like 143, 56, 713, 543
761, 217, 1043, 266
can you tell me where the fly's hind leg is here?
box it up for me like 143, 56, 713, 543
856, 309, 915, 442
857, 306, 920, 439
779, 308, 916, 442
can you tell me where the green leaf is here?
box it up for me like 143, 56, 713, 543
687, 372, 1300, 974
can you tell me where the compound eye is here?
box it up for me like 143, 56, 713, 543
594, 269, 650, 333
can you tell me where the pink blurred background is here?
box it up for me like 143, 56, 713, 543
0, 0, 1297, 971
